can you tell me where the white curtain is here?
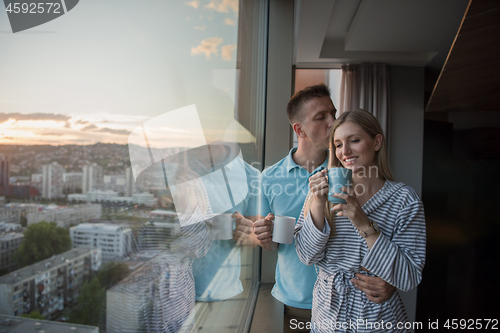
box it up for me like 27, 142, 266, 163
338, 63, 390, 137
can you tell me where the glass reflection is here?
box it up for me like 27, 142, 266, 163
113, 84, 260, 332
0, 0, 267, 331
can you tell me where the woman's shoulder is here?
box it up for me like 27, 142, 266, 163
384, 180, 422, 205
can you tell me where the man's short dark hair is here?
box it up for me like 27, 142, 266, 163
287, 83, 331, 124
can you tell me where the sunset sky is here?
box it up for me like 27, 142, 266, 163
0, 0, 240, 146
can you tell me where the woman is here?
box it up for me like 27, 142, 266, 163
294, 110, 426, 332
117, 163, 213, 333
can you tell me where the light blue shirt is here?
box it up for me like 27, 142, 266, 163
260, 148, 328, 309
191, 145, 260, 301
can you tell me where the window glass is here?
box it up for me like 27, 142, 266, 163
0, 0, 267, 331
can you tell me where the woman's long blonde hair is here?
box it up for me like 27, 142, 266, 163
303, 109, 394, 235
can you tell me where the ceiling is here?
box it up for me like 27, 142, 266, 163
294, 0, 469, 74
294, 0, 500, 113
426, 0, 500, 112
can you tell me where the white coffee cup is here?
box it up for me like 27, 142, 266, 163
272, 215, 296, 244
212, 213, 234, 240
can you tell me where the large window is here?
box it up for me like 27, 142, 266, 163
0, 0, 268, 331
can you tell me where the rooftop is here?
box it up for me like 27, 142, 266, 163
71, 223, 130, 232
0, 232, 24, 241
0, 315, 99, 333
149, 210, 178, 216
0, 247, 95, 286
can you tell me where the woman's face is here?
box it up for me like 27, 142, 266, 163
333, 121, 381, 175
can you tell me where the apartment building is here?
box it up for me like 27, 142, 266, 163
0, 247, 102, 319
27, 204, 102, 229
0, 207, 22, 224
125, 167, 136, 197
30, 173, 43, 195
106, 255, 180, 333
68, 191, 156, 208
0, 233, 24, 273
7, 184, 38, 199
41, 162, 64, 199
0, 203, 40, 225
0, 314, 99, 333
103, 174, 126, 194
138, 211, 180, 252
0, 154, 9, 197
0, 223, 22, 233
131, 193, 156, 206
82, 164, 103, 194
148, 210, 178, 221
70, 224, 133, 262
62, 172, 83, 194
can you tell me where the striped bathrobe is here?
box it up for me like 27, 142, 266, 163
294, 181, 426, 333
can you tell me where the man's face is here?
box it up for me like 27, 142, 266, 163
296, 96, 336, 150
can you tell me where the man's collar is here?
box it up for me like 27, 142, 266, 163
285, 147, 329, 173
285, 147, 299, 172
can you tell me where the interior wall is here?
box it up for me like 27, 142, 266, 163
388, 65, 425, 328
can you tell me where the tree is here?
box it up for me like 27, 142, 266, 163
68, 277, 105, 327
21, 310, 45, 320
97, 261, 130, 289
20, 216, 27, 228
15, 221, 72, 268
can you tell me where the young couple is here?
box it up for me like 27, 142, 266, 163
254, 84, 426, 332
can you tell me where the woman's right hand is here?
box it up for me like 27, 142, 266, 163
309, 169, 329, 204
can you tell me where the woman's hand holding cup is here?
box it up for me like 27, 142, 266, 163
331, 186, 370, 230
309, 169, 329, 205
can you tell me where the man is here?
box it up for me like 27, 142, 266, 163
254, 84, 395, 332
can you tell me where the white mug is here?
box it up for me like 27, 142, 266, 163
272, 215, 296, 244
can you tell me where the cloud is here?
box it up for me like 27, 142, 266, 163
223, 18, 236, 25
205, 0, 238, 13
75, 119, 90, 125
38, 139, 68, 144
82, 124, 98, 131
191, 37, 223, 59
79, 123, 129, 135
35, 131, 65, 136
194, 25, 207, 31
0, 112, 71, 124
94, 127, 130, 136
186, 0, 199, 9
221, 44, 237, 61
